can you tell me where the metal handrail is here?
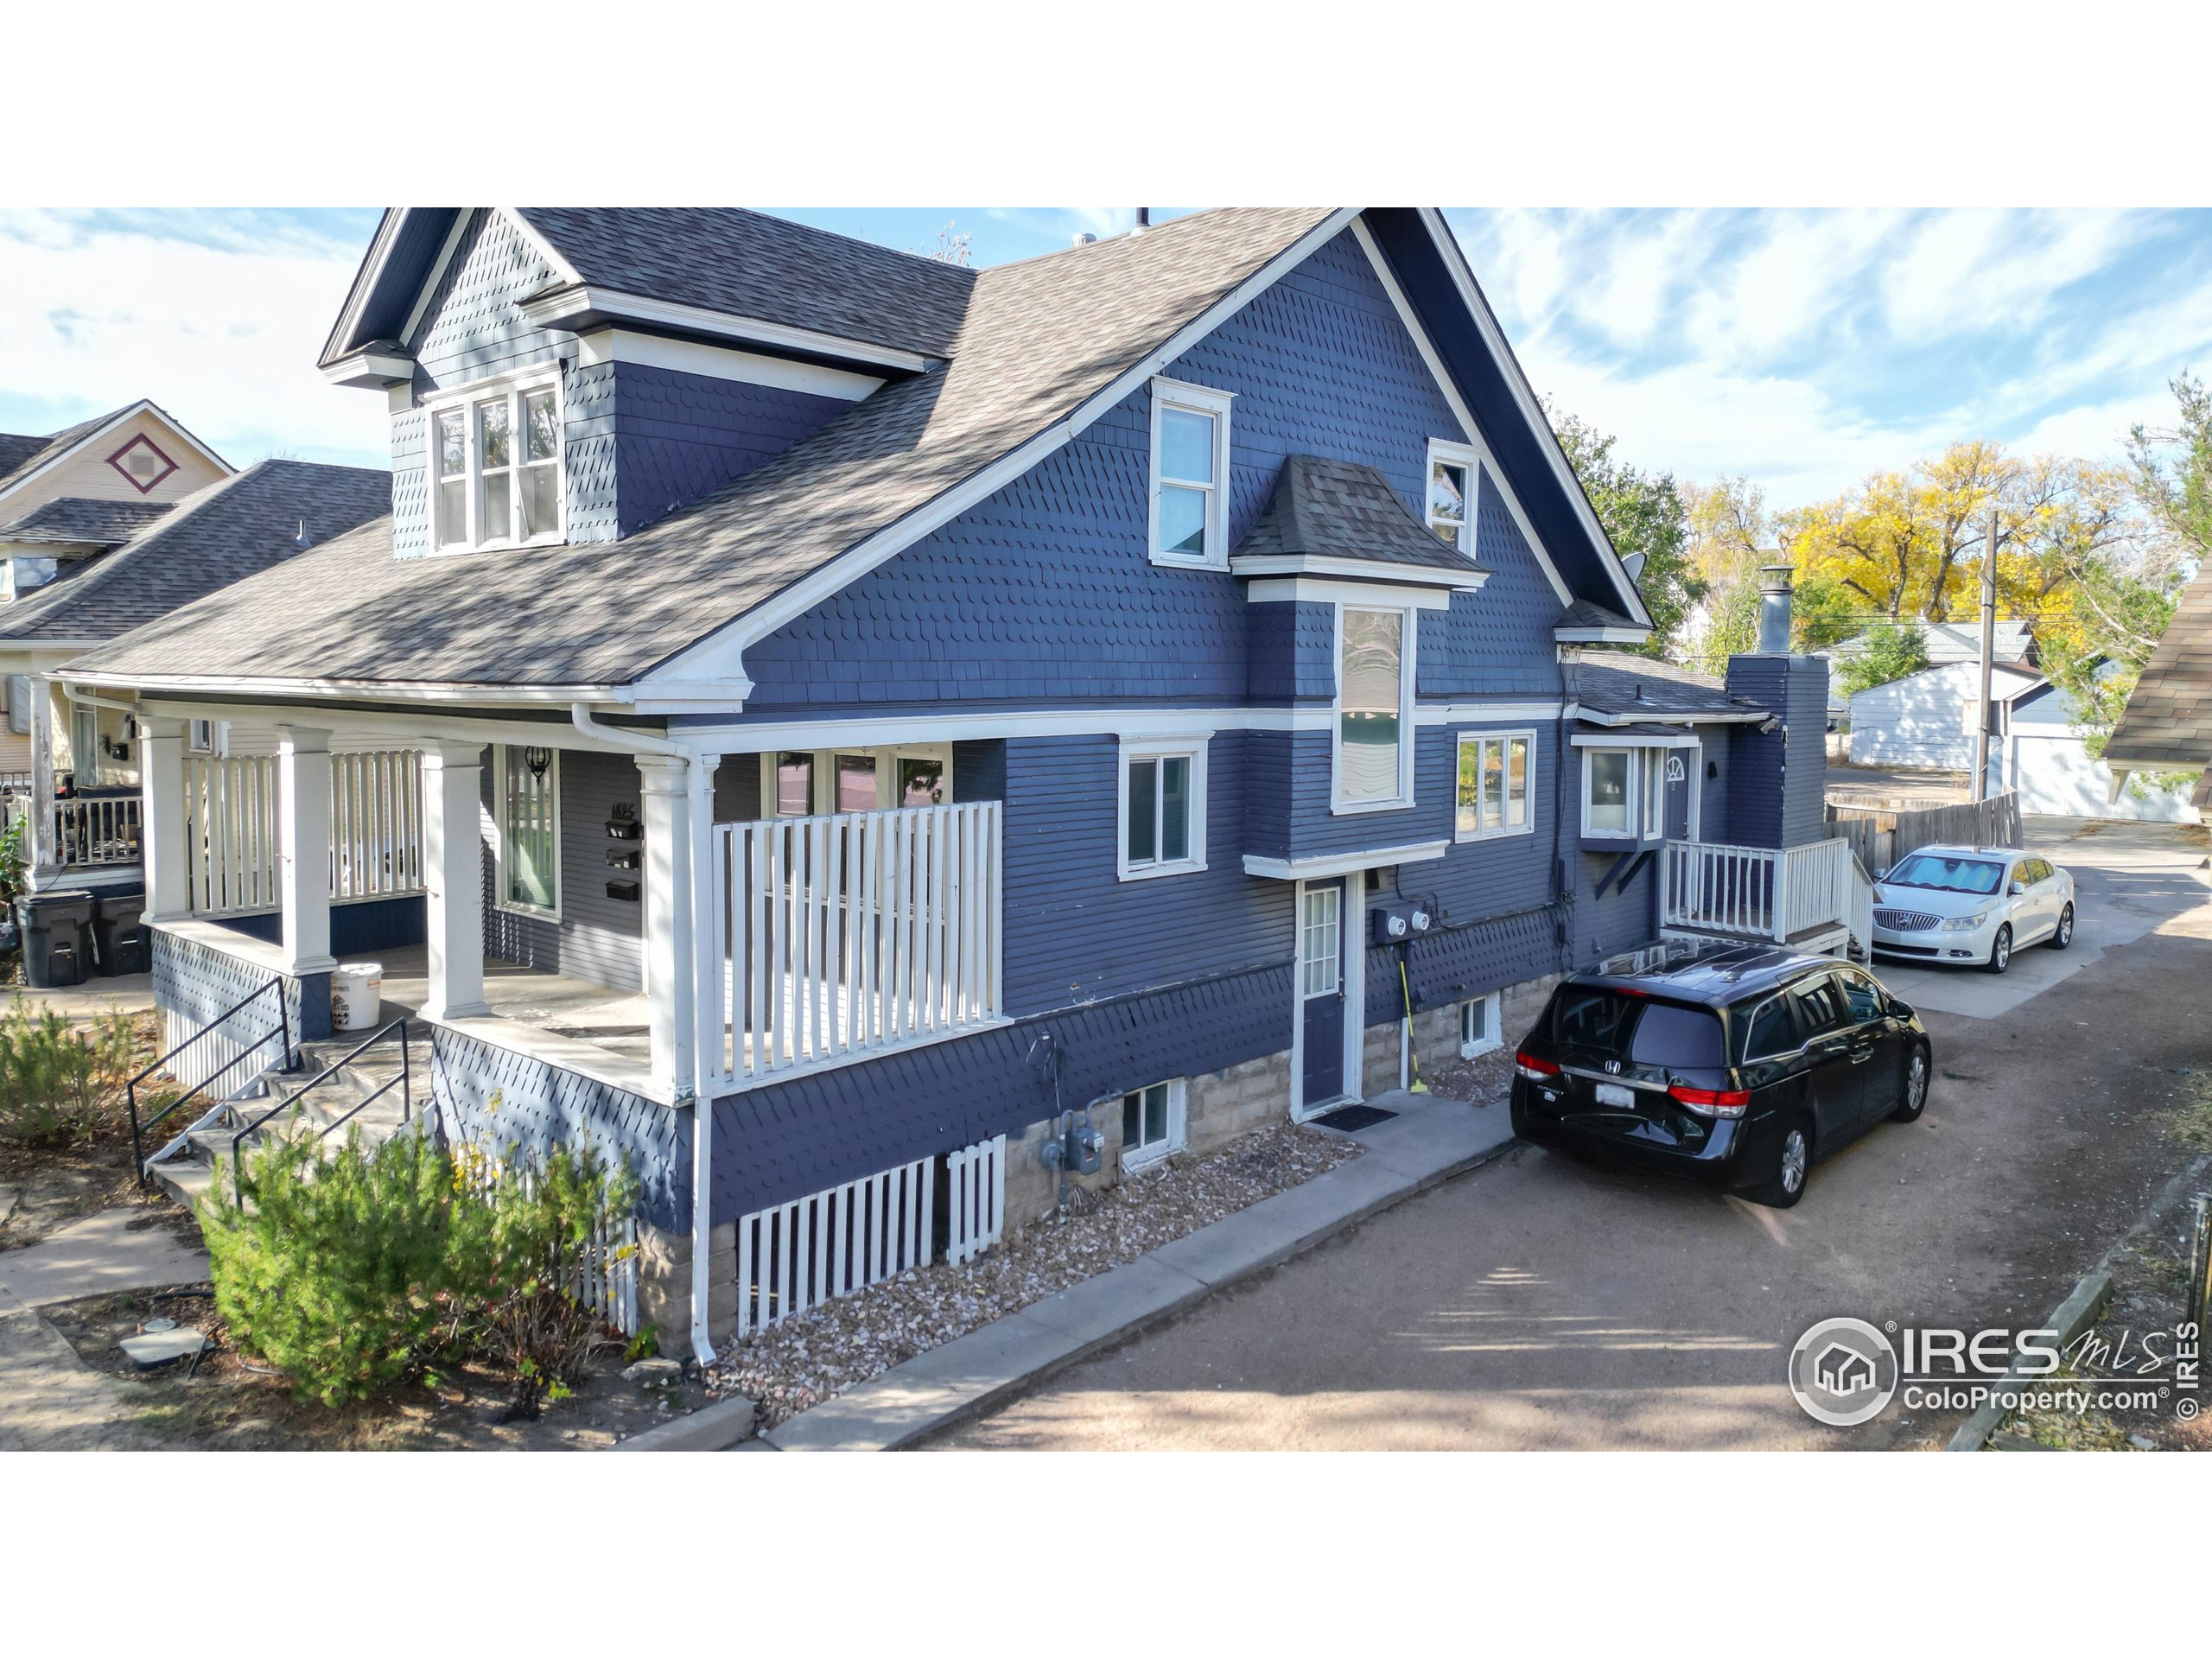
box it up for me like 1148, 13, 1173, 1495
229, 1019, 413, 1205
128, 978, 294, 1186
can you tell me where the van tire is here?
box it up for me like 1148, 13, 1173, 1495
1750, 1114, 1811, 1209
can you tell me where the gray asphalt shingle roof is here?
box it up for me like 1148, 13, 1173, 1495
2106, 561, 2212, 771
0, 406, 136, 500
78, 207, 1339, 689
1578, 650, 1768, 721
1234, 454, 1490, 579
0, 461, 390, 645
517, 207, 977, 359
0, 496, 175, 550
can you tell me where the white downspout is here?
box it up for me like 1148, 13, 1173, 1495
571, 702, 720, 1368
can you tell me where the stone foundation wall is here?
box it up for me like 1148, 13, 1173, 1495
635, 1218, 736, 1352
1360, 969, 1563, 1096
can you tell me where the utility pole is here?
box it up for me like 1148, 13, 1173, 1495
1971, 512, 1998, 804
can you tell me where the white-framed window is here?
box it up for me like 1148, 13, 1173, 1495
1147, 378, 1234, 569
494, 743, 561, 918
760, 745, 952, 817
1333, 603, 1416, 811
1455, 729, 1534, 840
1461, 992, 1503, 1058
1120, 1077, 1186, 1169
1426, 439, 1478, 551
1642, 748, 1667, 839
1117, 736, 1208, 880
69, 705, 99, 785
1582, 747, 1634, 840
428, 374, 563, 553
1300, 887, 1341, 997
7, 676, 29, 737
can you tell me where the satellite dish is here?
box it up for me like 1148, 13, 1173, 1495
1621, 551, 1647, 582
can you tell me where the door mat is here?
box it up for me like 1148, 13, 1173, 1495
1312, 1104, 1398, 1133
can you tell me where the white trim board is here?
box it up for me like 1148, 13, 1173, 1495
1244, 575, 1455, 611
1245, 839, 1448, 880
645, 209, 1365, 690
520, 284, 930, 377
1231, 554, 1490, 591
575, 328, 884, 402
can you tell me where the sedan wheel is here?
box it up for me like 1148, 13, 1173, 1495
2049, 903, 2075, 950
1891, 1045, 1929, 1122
1984, 924, 2012, 975
1752, 1116, 1811, 1209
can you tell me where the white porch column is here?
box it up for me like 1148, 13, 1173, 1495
636, 753, 696, 1094
420, 740, 489, 1020
276, 724, 335, 974
26, 675, 56, 883
138, 715, 191, 922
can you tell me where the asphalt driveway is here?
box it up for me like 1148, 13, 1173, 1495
934, 818, 2212, 1451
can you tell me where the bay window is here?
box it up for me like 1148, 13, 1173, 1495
1456, 730, 1534, 840
1335, 605, 1413, 810
429, 378, 563, 553
1583, 748, 1632, 839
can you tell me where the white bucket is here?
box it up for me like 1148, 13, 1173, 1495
331, 962, 384, 1033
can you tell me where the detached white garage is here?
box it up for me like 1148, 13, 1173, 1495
1848, 663, 2202, 823
1847, 661, 2039, 772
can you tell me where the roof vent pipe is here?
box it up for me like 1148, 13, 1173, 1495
1132, 207, 1151, 235
1071, 232, 1096, 246
1757, 563, 1795, 655
295, 519, 313, 550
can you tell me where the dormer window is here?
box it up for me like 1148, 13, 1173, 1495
1427, 440, 1477, 551
429, 377, 563, 552
1148, 378, 1233, 569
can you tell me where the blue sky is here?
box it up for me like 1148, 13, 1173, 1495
4, 206, 2208, 508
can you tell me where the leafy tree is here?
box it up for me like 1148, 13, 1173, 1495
1550, 410, 1699, 658
1834, 622, 1931, 698
2128, 371, 2212, 563
1678, 477, 1768, 672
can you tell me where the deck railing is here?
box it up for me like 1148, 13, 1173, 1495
186, 750, 425, 918
54, 793, 142, 868
703, 799, 1003, 1086
1662, 835, 1859, 946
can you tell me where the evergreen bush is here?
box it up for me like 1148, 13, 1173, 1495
0, 1003, 138, 1147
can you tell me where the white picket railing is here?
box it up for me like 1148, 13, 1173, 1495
944, 1134, 1007, 1267
1662, 835, 1856, 945
53, 794, 141, 868
186, 750, 425, 918
732, 1156, 935, 1338
706, 799, 1003, 1085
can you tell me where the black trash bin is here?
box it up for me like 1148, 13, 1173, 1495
15, 889, 96, 989
90, 884, 148, 977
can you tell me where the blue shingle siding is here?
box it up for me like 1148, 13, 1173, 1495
432, 1021, 684, 1231
480, 747, 645, 994
1000, 733, 1287, 1016
1422, 471, 1575, 700
390, 408, 429, 560
1368, 902, 1563, 1025
708, 962, 1291, 1222
563, 359, 621, 544
611, 365, 849, 537
1720, 656, 1830, 849
151, 927, 329, 1051
410, 210, 566, 391
735, 228, 1497, 717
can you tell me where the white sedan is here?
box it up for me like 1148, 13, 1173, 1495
1869, 844, 2076, 974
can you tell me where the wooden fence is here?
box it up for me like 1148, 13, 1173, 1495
1824, 791, 2021, 874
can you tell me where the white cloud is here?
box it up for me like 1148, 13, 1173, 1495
0, 211, 385, 468
1879, 208, 2147, 340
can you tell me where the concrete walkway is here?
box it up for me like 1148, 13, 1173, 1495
763, 1090, 1516, 1452
0, 1206, 208, 1309
2, 974, 155, 1023
0, 1288, 152, 1451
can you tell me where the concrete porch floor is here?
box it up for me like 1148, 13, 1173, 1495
366, 944, 656, 1077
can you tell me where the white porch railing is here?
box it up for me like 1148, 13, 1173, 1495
53, 794, 142, 868
705, 799, 1003, 1085
186, 751, 426, 918
1662, 836, 1858, 946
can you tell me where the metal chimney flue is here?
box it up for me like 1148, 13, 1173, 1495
1756, 563, 1795, 655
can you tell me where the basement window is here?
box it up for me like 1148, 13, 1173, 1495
1121, 1079, 1186, 1169
1461, 992, 1502, 1058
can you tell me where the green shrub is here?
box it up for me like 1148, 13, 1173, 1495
200, 1126, 457, 1407
0, 1003, 138, 1148
199, 1122, 639, 1411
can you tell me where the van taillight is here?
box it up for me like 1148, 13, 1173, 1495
1515, 1051, 1560, 1081
1669, 1082, 1751, 1118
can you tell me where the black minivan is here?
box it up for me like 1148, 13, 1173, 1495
1510, 941, 1931, 1208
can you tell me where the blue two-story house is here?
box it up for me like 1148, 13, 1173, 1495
65, 207, 1858, 1361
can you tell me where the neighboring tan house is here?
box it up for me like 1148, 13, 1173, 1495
2106, 559, 2212, 814
0, 400, 233, 773
0, 461, 391, 893
66, 206, 1859, 1361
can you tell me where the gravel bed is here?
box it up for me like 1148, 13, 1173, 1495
706, 1123, 1362, 1427
1423, 1045, 1516, 1109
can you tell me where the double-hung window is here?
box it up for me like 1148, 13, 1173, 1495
1148, 378, 1233, 568
1642, 749, 1667, 839
430, 378, 563, 552
1119, 737, 1207, 880
1456, 730, 1534, 840
1334, 605, 1414, 810
1426, 439, 1478, 551
1121, 1078, 1185, 1169
1583, 748, 1633, 839
495, 744, 561, 917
